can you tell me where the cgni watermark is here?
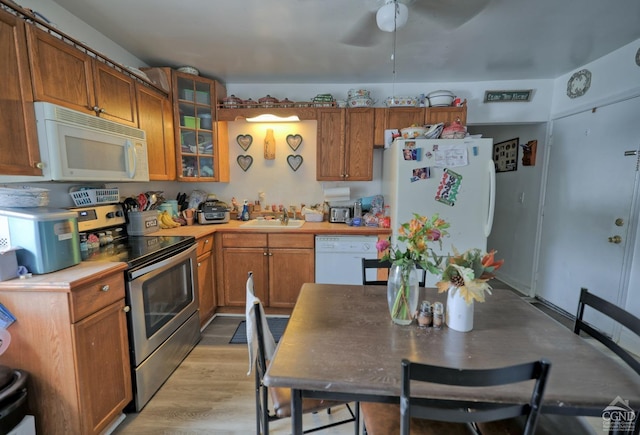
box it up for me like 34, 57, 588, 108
602, 396, 637, 432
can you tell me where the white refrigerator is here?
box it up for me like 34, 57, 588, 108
382, 138, 496, 282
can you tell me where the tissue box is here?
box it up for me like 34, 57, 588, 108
0, 248, 19, 281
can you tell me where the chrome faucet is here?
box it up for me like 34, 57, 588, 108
280, 207, 289, 225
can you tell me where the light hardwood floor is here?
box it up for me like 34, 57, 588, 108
113, 315, 358, 434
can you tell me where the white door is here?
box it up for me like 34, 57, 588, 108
536, 96, 640, 331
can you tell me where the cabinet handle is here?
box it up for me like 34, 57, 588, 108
204, 239, 209, 244
123, 306, 130, 313
35, 162, 45, 169
197, 262, 202, 267
263, 252, 268, 256
268, 252, 273, 256
101, 285, 110, 292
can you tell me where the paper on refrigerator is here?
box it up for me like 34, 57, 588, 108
432, 143, 468, 167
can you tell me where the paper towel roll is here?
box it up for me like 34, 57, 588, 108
323, 187, 350, 202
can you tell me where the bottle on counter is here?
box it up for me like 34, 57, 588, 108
380, 205, 391, 228
241, 200, 250, 221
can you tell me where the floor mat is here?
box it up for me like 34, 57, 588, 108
229, 317, 289, 344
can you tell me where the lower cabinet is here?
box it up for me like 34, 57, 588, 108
0, 266, 132, 435
220, 233, 315, 308
196, 234, 216, 327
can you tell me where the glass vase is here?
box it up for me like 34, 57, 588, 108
387, 262, 419, 325
445, 286, 474, 332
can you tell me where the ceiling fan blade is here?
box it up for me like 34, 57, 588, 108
412, 0, 491, 28
340, 11, 386, 47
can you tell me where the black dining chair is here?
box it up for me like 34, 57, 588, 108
361, 358, 551, 435
486, 287, 640, 435
247, 275, 358, 434
574, 287, 640, 376
361, 258, 426, 286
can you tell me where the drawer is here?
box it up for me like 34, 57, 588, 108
69, 273, 125, 323
222, 233, 267, 248
196, 235, 214, 256
268, 233, 314, 248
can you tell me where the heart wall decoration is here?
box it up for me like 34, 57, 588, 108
236, 134, 253, 151
287, 154, 303, 171
286, 134, 303, 151
237, 155, 253, 172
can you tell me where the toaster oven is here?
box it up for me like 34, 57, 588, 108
197, 200, 230, 224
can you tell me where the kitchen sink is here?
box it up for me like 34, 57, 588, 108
240, 219, 305, 229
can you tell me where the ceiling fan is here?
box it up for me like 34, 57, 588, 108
341, 0, 491, 47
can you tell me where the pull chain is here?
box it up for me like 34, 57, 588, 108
391, 0, 398, 98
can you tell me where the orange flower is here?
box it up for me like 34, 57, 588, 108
481, 250, 504, 271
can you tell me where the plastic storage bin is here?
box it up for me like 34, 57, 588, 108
0, 208, 80, 274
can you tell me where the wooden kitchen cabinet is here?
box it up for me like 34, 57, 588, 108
373, 107, 425, 147
0, 9, 42, 176
316, 108, 374, 181
426, 105, 467, 127
219, 233, 314, 308
27, 25, 138, 126
196, 234, 216, 328
136, 82, 176, 180
0, 265, 132, 435
267, 233, 315, 307
170, 70, 229, 181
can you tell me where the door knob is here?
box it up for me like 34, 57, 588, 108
608, 235, 622, 244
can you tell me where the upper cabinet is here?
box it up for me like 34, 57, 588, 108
0, 8, 42, 176
26, 26, 138, 127
426, 105, 467, 127
136, 83, 176, 180
374, 107, 425, 147
171, 71, 229, 181
317, 108, 374, 181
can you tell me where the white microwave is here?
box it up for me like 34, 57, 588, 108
34, 102, 149, 182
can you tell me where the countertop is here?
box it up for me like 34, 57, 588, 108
149, 219, 391, 238
0, 261, 127, 292
0, 221, 388, 291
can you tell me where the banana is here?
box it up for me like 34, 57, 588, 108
159, 210, 180, 228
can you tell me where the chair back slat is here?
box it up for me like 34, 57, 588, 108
574, 287, 640, 376
400, 358, 551, 435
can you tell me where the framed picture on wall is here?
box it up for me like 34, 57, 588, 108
493, 137, 519, 172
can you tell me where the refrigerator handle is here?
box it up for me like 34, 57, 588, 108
484, 159, 496, 237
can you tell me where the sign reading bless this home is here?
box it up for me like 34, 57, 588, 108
484, 90, 533, 102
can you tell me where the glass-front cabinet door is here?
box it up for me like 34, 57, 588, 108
173, 71, 229, 181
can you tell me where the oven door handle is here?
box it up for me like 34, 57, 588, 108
129, 244, 197, 280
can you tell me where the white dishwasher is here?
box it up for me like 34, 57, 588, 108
315, 235, 379, 284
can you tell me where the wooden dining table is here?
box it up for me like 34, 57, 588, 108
263, 283, 640, 434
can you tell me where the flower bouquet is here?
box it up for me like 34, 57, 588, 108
435, 247, 504, 304
376, 214, 449, 324
435, 247, 504, 332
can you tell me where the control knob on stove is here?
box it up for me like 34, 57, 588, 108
106, 211, 124, 218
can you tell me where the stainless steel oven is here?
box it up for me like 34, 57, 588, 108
126, 242, 200, 410
74, 203, 201, 411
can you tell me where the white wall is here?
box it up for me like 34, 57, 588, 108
174, 120, 384, 210
466, 124, 548, 296
551, 40, 640, 118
